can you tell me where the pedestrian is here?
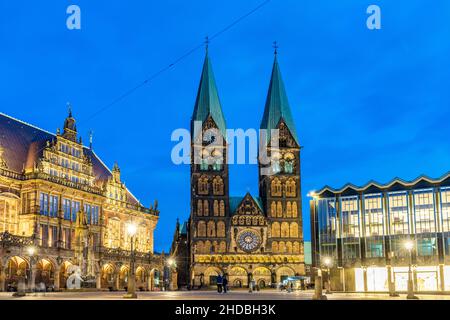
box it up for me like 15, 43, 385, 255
217, 274, 223, 293
222, 276, 228, 294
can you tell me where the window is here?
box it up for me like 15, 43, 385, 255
441, 188, 450, 232
197, 200, 203, 216
40, 224, 48, 246
341, 196, 360, 237
285, 179, 296, 197
364, 194, 384, 236
271, 160, 281, 174
212, 160, 222, 171
212, 176, 224, 195
284, 161, 293, 173
290, 222, 299, 238
200, 159, 209, 171
414, 190, 436, 233
40, 193, 49, 216
365, 237, 384, 258
197, 221, 206, 237
49, 195, 58, 218
213, 200, 219, 216
271, 222, 280, 237
207, 221, 216, 237
388, 192, 409, 235
271, 178, 282, 197
217, 221, 225, 237
71, 201, 80, 221
198, 176, 209, 195
91, 206, 100, 225
219, 200, 225, 216
63, 199, 71, 220
84, 204, 92, 224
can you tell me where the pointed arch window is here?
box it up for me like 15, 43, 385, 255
197, 200, 203, 216
272, 222, 281, 237
285, 179, 296, 197
198, 176, 209, 195
203, 200, 209, 216
277, 202, 283, 218
272, 241, 279, 253
217, 221, 225, 237
281, 222, 290, 237
271, 178, 282, 197
219, 200, 225, 216
290, 222, 299, 238
207, 221, 216, 237
198, 221, 206, 237
292, 202, 298, 218
213, 200, 219, 216
212, 176, 224, 195
286, 202, 292, 218
270, 202, 276, 217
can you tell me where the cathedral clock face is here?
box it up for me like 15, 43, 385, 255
237, 230, 261, 252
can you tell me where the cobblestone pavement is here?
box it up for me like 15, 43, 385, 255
1, 289, 450, 300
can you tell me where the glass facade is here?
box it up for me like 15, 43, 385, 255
312, 183, 450, 292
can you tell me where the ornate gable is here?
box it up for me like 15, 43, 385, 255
231, 193, 266, 227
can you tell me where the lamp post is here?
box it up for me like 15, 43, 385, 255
404, 240, 418, 300
167, 258, 176, 291
124, 222, 137, 299
27, 246, 36, 293
323, 257, 332, 294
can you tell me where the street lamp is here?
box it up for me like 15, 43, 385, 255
26, 246, 37, 293
322, 257, 333, 294
124, 222, 137, 299
404, 239, 418, 300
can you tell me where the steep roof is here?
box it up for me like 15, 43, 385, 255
260, 55, 299, 145
229, 193, 264, 214
0, 112, 140, 206
191, 52, 227, 139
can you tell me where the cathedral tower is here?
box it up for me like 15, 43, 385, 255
190, 50, 230, 283
259, 52, 303, 260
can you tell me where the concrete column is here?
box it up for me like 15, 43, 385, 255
439, 264, 445, 291
339, 267, 345, 292
96, 272, 102, 290
54, 266, 61, 291
0, 266, 5, 292
363, 267, 368, 292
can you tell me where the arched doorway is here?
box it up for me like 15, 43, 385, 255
5, 256, 29, 291
136, 266, 147, 291
276, 266, 295, 283
203, 267, 223, 286
233, 279, 243, 288
101, 263, 115, 290
59, 261, 73, 289
118, 265, 129, 290
253, 267, 271, 289
149, 268, 161, 291
228, 266, 248, 288
35, 259, 55, 289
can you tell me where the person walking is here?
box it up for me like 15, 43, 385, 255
217, 274, 223, 294
222, 276, 228, 294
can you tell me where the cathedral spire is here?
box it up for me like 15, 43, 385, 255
191, 49, 226, 140
260, 49, 299, 146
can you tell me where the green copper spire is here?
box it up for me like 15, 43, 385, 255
192, 52, 226, 140
260, 54, 299, 146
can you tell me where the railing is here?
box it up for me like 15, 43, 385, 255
0, 231, 34, 248
0, 167, 25, 180
101, 247, 162, 262
25, 172, 105, 195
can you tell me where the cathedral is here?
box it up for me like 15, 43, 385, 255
186, 49, 305, 288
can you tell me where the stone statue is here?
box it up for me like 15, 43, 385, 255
66, 265, 83, 289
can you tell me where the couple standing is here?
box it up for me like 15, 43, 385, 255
217, 274, 228, 294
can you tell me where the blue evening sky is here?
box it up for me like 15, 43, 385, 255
1, 1, 449, 252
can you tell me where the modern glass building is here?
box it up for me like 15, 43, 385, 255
310, 173, 450, 293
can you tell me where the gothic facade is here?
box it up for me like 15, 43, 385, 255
188, 51, 305, 288
0, 111, 163, 292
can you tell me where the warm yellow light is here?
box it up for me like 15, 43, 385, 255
167, 258, 175, 266
323, 256, 332, 267
404, 240, 414, 251
27, 246, 36, 256
127, 222, 137, 236
307, 191, 317, 198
